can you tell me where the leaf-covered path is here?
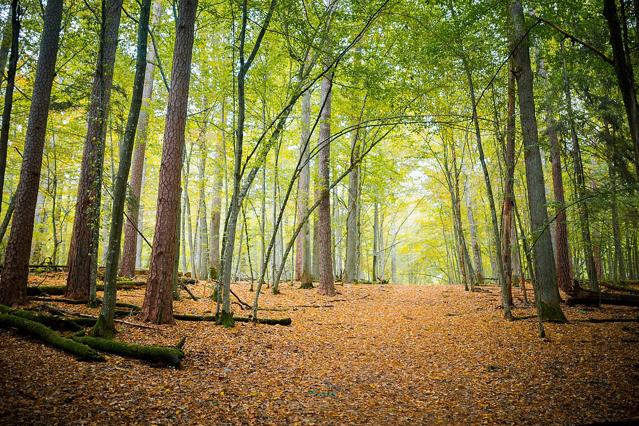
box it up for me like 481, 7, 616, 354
1, 280, 638, 424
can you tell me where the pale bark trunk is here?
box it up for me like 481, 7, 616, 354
344, 127, 360, 283
295, 90, 312, 286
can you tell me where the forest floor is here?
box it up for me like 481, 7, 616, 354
1, 275, 639, 425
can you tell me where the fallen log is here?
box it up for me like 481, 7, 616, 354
0, 304, 84, 332
0, 313, 105, 361
72, 335, 184, 367
28, 296, 141, 312
27, 281, 145, 296
566, 288, 639, 307
599, 281, 639, 295
174, 313, 291, 326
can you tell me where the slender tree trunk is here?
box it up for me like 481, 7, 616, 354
0, 16, 12, 91
604, 0, 639, 178
66, 0, 123, 302
120, 0, 162, 277
464, 178, 483, 283
142, 0, 197, 324
540, 58, 575, 295
296, 89, 313, 287
501, 66, 516, 304
509, 0, 565, 322
197, 131, 209, 279
317, 70, 335, 296
92, 0, 151, 337
560, 40, 598, 292
0, 0, 19, 212
0, 0, 63, 306
344, 126, 360, 284
208, 105, 224, 279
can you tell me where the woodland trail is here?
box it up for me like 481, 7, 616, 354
1, 278, 638, 424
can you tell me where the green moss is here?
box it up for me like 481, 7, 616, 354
299, 282, 314, 289
73, 335, 183, 367
0, 313, 105, 361
89, 314, 116, 339
538, 301, 568, 323
218, 310, 235, 328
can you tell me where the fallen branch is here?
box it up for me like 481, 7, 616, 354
0, 313, 105, 361
0, 304, 84, 332
27, 281, 145, 296
180, 283, 199, 301
73, 335, 184, 367
566, 289, 639, 307
174, 313, 291, 326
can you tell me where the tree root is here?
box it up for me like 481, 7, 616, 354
0, 313, 105, 361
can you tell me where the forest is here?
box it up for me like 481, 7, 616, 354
0, 0, 638, 423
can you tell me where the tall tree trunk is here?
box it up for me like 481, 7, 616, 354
208, 105, 224, 279
560, 40, 599, 292
539, 57, 575, 295
604, 0, 639, 178
0, 15, 12, 91
317, 70, 335, 296
142, 0, 197, 324
0, 0, 19, 212
344, 126, 360, 284
501, 65, 517, 305
197, 132, 209, 280
464, 178, 483, 283
119, 0, 162, 277
296, 89, 313, 287
509, 0, 566, 322
373, 201, 379, 281
92, 0, 151, 338
0, 0, 63, 306
66, 0, 124, 302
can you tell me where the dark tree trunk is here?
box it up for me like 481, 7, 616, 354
317, 71, 335, 296
509, 0, 566, 322
142, 0, 197, 324
604, 0, 639, 178
0, 15, 12, 90
66, 0, 123, 302
0, 0, 63, 306
501, 66, 516, 304
92, 0, 151, 338
119, 0, 163, 278
0, 0, 19, 212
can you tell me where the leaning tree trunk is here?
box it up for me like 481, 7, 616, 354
92, 0, 151, 338
0, 0, 63, 306
509, 0, 566, 322
66, 0, 123, 302
604, 0, 639, 179
317, 70, 335, 296
119, 0, 163, 278
0, 0, 19, 212
295, 89, 313, 287
142, 0, 198, 324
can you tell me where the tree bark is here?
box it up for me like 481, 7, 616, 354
92, 0, 151, 338
604, 0, 639, 178
142, 0, 198, 324
0, 0, 19, 212
66, 0, 123, 302
501, 66, 516, 304
509, 0, 565, 322
208, 105, 224, 279
317, 70, 335, 296
119, 0, 163, 278
344, 125, 360, 284
295, 89, 313, 286
0, 0, 63, 306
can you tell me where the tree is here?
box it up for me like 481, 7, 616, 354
509, 0, 565, 322
344, 123, 361, 284
119, 0, 163, 278
142, 0, 198, 324
0, 0, 19, 212
316, 68, 336, 296
295, 89, 313, 287
66, 0, 124, 302
92, 0, 152, 338
0, 0, 63, 306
